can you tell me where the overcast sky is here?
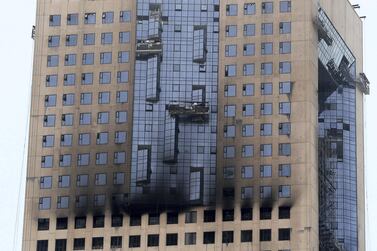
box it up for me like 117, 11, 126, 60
0, 0, 375, 250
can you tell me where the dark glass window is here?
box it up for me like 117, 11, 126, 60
279, 228, 291, 240
92, 237, 103, 249
260, 207, 272, 220
185, 232, 196, 245
166, 233, 178, 246
185, 211, 197, 223
241, 230, 253, 242
241, 208, 253, 221
111, 214, 123, 227
55, 239, 67, 251
75, 217, 86, 229
73, 238, 85, 250
203, 232, 215, 244
37, 218, 49, 231
167, 212, 178, 224
56, 217, 68, 230
223, 209, 234, 221
147, 234, 159, 247
110, 236, 122, 248
222, 231, 234, 244
37, 240, 48, 251
260, 229, 272, 241
93, 215, 104, 228
130, 214, 141, 226
204, 210, 216, 222
148, 213, 160, 225
129, 236, 141, 248
279, 207, 291, 219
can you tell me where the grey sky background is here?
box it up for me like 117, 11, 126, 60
0, 0, 375, 250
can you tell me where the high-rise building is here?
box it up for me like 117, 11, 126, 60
23, 0, 369, 250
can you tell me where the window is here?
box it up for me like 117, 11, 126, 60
101, 32, 113, 44
279, 102, 291, 115
279, 123, 291, 135
79, 113, 91, 125
224, 125, 236, 138
46, 75, 58, 87
65, 34, 77, 46
241, 230, 253, 242
62, 93, 74, 106
56, 217, 68, 230
279, 185, 291, 198
113, 172, 125, 185
244, 3, 256, 15
279, 228, 291, 240
77, 153, 90, 166
102, 11, 114, 24
100, 52, 112, 64
81, 72, 93, 85
130, 214, 141, 226
260, 165, 272, 177
74, 217, 86, 229
243, 43, 255, 56
147, 235, 159, 247
67, 13, 78, 25
48, 35, 59, 47
63, 73, 75, 86
262, 2, 273, 14
243, 24, 255, 36
110, 236, 122, 248
55, 239, 67, 251
120, 11, 131, 22
117, 71, 129, 83
279, 143, 291, 156
111, 214, 123, 227
243, 64, 254, 76
203, 232, 215, 244
118, 51, 129, 63
225, 45, 237, 57
59, 154, 71, 167
98, 92, 110, 104
279, 81, 292, 94
80, 93, 92, 105
279, 164, 291, 177
261, 63, 273, 75
96, 152, 107, 165
241, 208, 253, 221
115, 111, 127, 123
241, 186, 253, 199
223, 188, 234, 199
243, 104, 254, 116
242, 124, 254, 137
242, 145, 253, 157
261, 23, 273, 35
73, 238, 85, 250
84, 13, 96, 24
92, 237, 103, 249
280, 61, 291, 73
49, 15, 61, 26
76, 175, 89, 187
116, 91, 128, 103
39, 197, 51, 210
203, 210, 216, 223
242, 166, 253, 179
225, 64, 236, 77
76, 194, 87, 208
185, 233, 196, 245
260, 144, 272, 156
280, 1, 292, 12
223, 209, 234, 221
280, 41, 291, 54
47, 55, 59, 67
93, 215, 105, 228
165, 212, 178, 224
260, 123, 272, 136
58, 175, 70, 188
97, 112, 109, 124
95, 173, 107, 186
43, 115, 55, 127
224, 167, 235, 179
99, 72, 111, 84
37, 240, 48, 251
185, 211, 197, 223
222, 231, 234, 244
260, 186, 272, 199
279, 206, 291, 219
260, 229, 272, 241
226, 4, 238, 16
115, 131, 126, 144
38, 219, 49, 230
57, 196, 69, 209
280, 22, 291, 34
148, 213, 159, 225
78, 133, 90, 145
114, 151, 126, 164
225, 25, 237, 37
82, 53, 94, 65
129, 236, 140, 248
83, 33, 95, 45
174, 25, 181, 32
261, 103, 273, 115
42, 135, 54, 147
61, 114, 73, 126
40, 176, 52, 189
243, 84, 254, 96
41, 156, 53, 168
261, 42, 273, 55
224, 146, 235, 159
166, 233, 178, 246
261, 83, 273, 95
119, 32, 130, 43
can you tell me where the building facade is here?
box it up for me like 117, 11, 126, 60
23, 0, 368, 250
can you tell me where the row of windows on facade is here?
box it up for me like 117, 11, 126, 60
223, 164, 291, 179
47, 50, 130, 67
224, 81, 292, 97
223, 143, 292, 158
225, 41, 291, 57
224, 62, 292, 76
223, 122, 291, 138
224, 102, 291, 117
48, 33, 130, 47
46, 71, 130, 87
225, 22, 291, 37
39, 172, 125, 189
41, 149, 126, 168
48, 11, 131, 27
37, 228, 291, 251
37, 206, 291, 231
44, 91, 128, 107
225, 1, 291, 16
38, 184, 291, 210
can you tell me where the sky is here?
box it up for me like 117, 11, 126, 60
0, 0, 375, 250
